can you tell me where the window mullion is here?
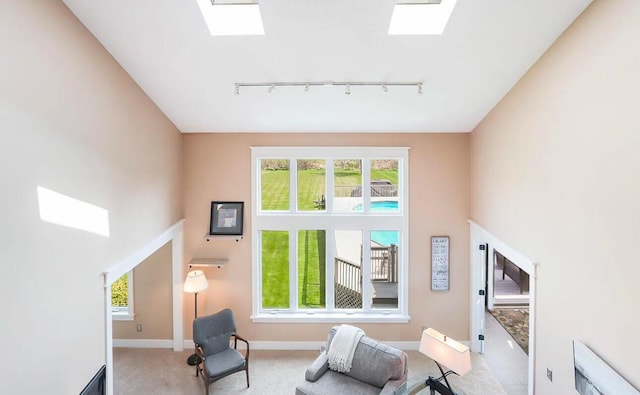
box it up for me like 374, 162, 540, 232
290, 159, 297, 212
326, 159, 334, 212
290, 229, 297, 311
326, 226, 335, 312
362, 158, 371, 212
361, 227, 372, 312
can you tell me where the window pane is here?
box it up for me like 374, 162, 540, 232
334, 160, 362, 212
261, 159, 289, 210
370, 230, 399, 309
297, 160, 326, 211
111, 273, 128, 307
298, 230, 326, 309
370, 159, 399, 212
334, 230, 363, 309
261, 230, 289, 308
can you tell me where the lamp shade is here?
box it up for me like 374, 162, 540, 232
419, 328, 471, 375
183, 270, 208, 293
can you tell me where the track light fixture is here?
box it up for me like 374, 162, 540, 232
234, 81, 423, 95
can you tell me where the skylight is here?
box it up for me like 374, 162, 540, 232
388, 0, 457, 35
196, 0, 265, 36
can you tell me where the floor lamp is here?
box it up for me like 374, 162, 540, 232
419, 328, 472, 395
184, 270, 208, 366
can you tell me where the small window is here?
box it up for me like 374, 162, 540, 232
111, 271, 134, 320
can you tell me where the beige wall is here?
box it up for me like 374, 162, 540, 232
113, 241, 173, 339
0, 1, 182, 393
470, 0, 640, 393
183, 133, 470, 343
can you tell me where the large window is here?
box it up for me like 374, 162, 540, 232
252, 147, 409, 322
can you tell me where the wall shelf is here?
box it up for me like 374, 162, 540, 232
203, 233, 243, 242
188, 258, 228, 269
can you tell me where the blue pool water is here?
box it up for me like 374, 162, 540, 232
354, 201, 399, 246
353, 200, 399, 211
371, 231, 398, 246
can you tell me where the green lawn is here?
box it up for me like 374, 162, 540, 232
261, 168, 396, 211
261, 230, 289, 308
298, 230, 325, 308
261, 170, 290, 210
260, 167, 397, 308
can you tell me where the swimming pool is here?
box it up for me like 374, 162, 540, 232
354, 200, 399, 211
354, 201, 399, 246
371, 230, 398, 246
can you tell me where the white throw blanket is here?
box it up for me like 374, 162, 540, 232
327, 324, 365, 373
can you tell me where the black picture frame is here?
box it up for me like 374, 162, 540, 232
210, 201, 244, 236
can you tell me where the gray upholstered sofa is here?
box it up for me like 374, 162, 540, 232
296, 326, 408, 395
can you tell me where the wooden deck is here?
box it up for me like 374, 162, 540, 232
371, 281, 398, 299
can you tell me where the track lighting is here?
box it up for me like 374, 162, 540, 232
233, 81, 423, 95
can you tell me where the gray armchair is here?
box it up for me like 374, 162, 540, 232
193, 309, 249, 394
296, 326, 408, 395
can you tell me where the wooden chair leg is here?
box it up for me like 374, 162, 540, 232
245, 367, 250, 387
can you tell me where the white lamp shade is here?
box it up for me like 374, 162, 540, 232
419, 328, 471, 375
183, 270, 208, 293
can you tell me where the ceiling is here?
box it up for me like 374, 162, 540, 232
62, 0, 592, 133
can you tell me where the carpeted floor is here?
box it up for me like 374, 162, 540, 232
114, 348, 506, 394
489, 308, 529, 354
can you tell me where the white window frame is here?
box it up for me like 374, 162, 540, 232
111, 270, 135, 321
251, 147, 410, 323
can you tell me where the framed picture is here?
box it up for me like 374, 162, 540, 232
431, 236, 450, 291
573, 340, 639, 395
209, 201, 244, 236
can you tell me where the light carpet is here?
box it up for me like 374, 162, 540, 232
114, 348, 506, 394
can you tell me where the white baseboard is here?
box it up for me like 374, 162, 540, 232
182, 339, 421, 351
116, 339, 454, 351
113, 339, 174, 348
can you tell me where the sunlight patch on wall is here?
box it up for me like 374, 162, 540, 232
37, 186, 110, 237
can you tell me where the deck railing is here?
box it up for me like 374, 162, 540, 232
334, 184, 398, 198
335, 244, 398, 289
335, 245, 398, 308
334, 256, 362, 295
371, 244, 398, 282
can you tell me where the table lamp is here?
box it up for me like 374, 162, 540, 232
419, 328, 472, 395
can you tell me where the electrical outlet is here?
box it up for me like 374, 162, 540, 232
546, 368, 553, 382
136, 324, 142, 332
